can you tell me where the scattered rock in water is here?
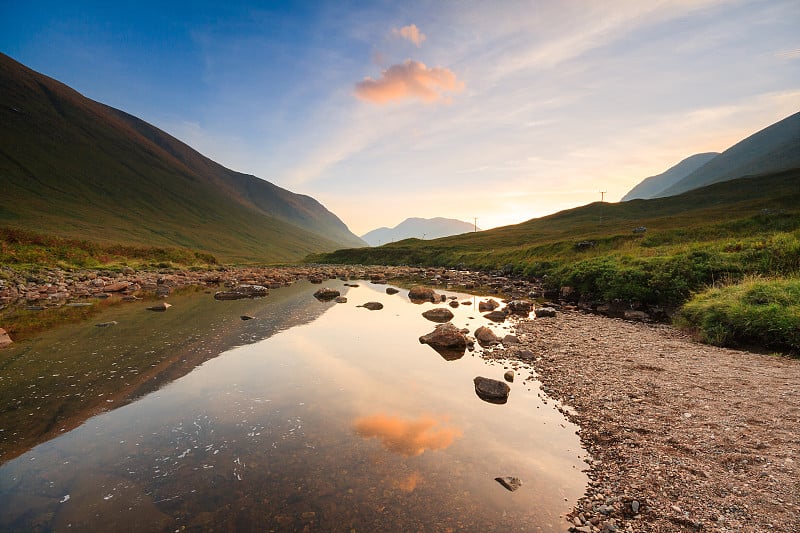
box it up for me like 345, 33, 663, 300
335, 296, 348, 303
95, 321, 118, 327
313, 287, 341, 301
422, 307, 454, 323
358, 302, 384, 310
494, 476, 522, 492
214, 285, 269, 300
147, 302, 172, 312
419, 323, 467, 360
506, 299, 533, 316
385, 287, 399, 295
408, 286, 438, 303
478, 299, 500, 312
240, 315, 255, 321
483, 309, 508, 322
121, 295, 141, 301
460, 300, 471, 306
0, 328, 13, 349
535, 307, 557, 318
474, 326, 500, 347
474, 376, 510, 404
448, 300, 460, 309
504, 370, 514, 382
344, 283, 360, 288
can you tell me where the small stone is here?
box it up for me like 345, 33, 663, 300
494, 476, 522, 492
474, 376, 510, 403
535, 307, 557, 318
504, 370, 514, 382
95, 321, 118, 327
147, 302, 172, 311
385, 287, 399, 295
631, 500, 640, 514
313, 287, 340, 301
422, 308, 454, 323
335, 296, 348, 303
240, 315, 255, 320
358, 302, 383, 310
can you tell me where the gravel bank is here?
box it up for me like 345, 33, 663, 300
498, 311, 799, 532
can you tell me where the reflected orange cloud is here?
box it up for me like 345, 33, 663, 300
354, 60, 464, 104
392, 24, 426, 47
353, 414, 462, 456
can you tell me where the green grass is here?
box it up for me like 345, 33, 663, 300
677, 277, 800, 353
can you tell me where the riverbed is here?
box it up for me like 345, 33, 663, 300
0, 279, 586, 531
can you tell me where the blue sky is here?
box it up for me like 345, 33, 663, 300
2, 1, 799, 235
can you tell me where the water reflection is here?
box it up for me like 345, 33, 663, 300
353, 414, 462, 456
0, 280, 587, 532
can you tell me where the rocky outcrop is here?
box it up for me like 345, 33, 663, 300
419, 323, 467, 360
473, 376, 510, 404
421, 308, 454, 323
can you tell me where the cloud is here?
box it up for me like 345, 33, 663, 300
392, 24, 426, 47
353, 414, 462, 456
354, 60, 464, 104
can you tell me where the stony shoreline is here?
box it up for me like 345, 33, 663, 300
488, 312, 799, 533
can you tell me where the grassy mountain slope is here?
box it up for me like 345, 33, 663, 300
312, 169, 800, 307
656, 111, 800, 197
621, 152, 718, 201
0, 53, 364, 263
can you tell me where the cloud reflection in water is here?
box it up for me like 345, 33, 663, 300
353, 414, 462, 457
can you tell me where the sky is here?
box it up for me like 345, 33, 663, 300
2, 0, 799, 236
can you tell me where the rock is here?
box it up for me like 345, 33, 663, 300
483, 309, 508, 322
478, 299, 500, 311
419, 323, 467, 360
473, 376, 510, 403
215, 285, 269, 300
474, 326, 500, 346
494, 476, 522, 492
408, 286, 438, 303
448, 300, 459, 308
535, 307, 557, 318
631, 500, 640, 514
335, 296, 348, 303
502, 334, 519, 345
516, 349, 535, 360
103, 281, 130, 292
506, 299, 533, 315
95, 321, 118, 327
312, 287, 341, 301
358, 302, 384, 310
385, 287, 399, 295
504, 370, 514, 382
147, 302, 172, 311
421, 308, 454, 323
240, 315, 255, 320
0, 328, 13, 349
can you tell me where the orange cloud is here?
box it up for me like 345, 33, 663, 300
353, 414, 462, 456
354, 60, 464, 104
393, 24, 426, 47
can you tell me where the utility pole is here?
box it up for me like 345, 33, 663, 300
599, 190, 607, 202
473, 217, 478, 232
599, 191, 607, 225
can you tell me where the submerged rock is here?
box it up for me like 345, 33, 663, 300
421, 307, 454, 323
147, 302, 172, 312
495, 476, 522, 492
473, 376, 510, 404
408, 286, 438, 303
95, 321, 118, 327
358, 302, 384, 310
313, 287, 340, 301
0, 328, 13, 349
419, 323, 467, 360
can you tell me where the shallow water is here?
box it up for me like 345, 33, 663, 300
0, 280, 586, 532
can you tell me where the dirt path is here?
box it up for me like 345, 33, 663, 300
492, 311, 799, 532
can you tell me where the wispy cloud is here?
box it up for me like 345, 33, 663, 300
392, 24, 426, 47
354, 60, 464, 104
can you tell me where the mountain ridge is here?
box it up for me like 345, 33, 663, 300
0, 53, 365, 263
361, 217, 478, 246
621, 152, 718, 201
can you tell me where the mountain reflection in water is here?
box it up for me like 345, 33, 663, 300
0, 280, 587, 532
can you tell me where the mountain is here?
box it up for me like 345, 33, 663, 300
654, 111, 800, 198
361, 217, 478, 246
621, 152, 718, 201
0, 53, 365, 262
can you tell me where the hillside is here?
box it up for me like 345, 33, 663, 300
655, 111, 800, 197
621, 152, 718, 201
0, 53, 365, 263
361, 217, 478, 246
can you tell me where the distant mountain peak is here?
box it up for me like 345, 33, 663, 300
361, 217, 478, 246
622, 153, 719, 201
